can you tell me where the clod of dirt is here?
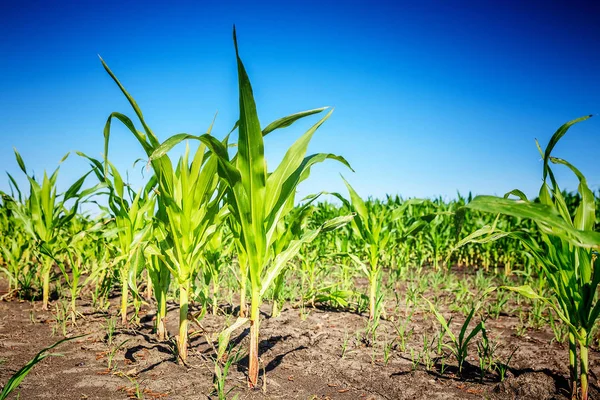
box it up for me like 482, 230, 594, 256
491, 372, 557, 399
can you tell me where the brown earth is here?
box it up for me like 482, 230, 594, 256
1, 282, 599, 400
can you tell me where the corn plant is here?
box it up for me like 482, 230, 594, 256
424, 199, 457, 270
88, 217, 118, 310
175, 29, 354, 386
204, 209, 234, 316
335, 181, 427, 319
423, 296, 485, 375
153, 144, 227, 362
145, 224, 172, 341
228, 217, 249, 317
269, 196, 319, 317
211, 344, 244, 400
0, 222, 28, 296
100, 53, 234, 362
8, 150, 99, 309
56, 214, 97, 322
459, 115, 600, 400
81, 153, 156, 324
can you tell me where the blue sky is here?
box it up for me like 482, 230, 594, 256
1, 0, 599, 203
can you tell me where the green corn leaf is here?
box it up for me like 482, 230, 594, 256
504, 189, 528, 201
458, 307, 476, 343
550, 157, 596, 232
214, 317, 249, 360
265, 109, 334, 218
103, 112, 153, 163
321, 214, 355, 232
58, 152, 70, 164
149, 134, 201, 160
0, 335, 85, 400
13, 148, 27, 174
262, 107, 328, 136
422, 296, 457, 344
461, 321, 484, 348
99, 57, 160, 148
63, 171, 92, 201
6, 172, 23, 202
467, 196, 600, 249
541, 114, 592, 181
347, 253, 370, 278
265, 153, 352, 246
501, 285, 578, 336
260, 215, 353, 296
339, 176, 371, 242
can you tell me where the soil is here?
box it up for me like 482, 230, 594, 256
1, 276, 599, 400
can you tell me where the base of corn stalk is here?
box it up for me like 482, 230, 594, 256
239, 301, 247, 318
212, 279, 219, 315
569, 332, 578, 400
145, 274, 153, 301
157, 316, 167, 341
178, 284, 190, 363
248, 289, 261, 388
120, 281, 129, 325
239, 278, 247, 318
70, 296, 77, 324
42, 266, 50, 310
368, 271, 378, 320
248, 317, 260, 387
156, 297, 168, 341
177, 330, 188, 364
271, 300, 281, 318
580, 333, 589, 400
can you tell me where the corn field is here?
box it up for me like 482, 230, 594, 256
1, 32, 599, 400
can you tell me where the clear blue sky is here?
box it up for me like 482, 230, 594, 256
1, 0, 599, 203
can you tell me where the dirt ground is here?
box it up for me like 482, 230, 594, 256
1, 279, 599, 400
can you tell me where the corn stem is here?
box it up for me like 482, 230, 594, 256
579, 329, 589, 400
178, 283, 190, 363
248, 288, 261, 387
157, 292, 167, 341
120, 273, 129, 325
41, 258, 52, 310
569, 331, 578, 400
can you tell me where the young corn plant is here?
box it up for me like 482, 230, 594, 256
269, 196, 320, 317
228, 218, 249, 318
151, 144, 227, 362
145, 228, 171, 341
56, 215, 93, 322
204, 210, 233, 316
80, 154, 156, 325
0, 192, 27, 296
424, 201, 457, 270
423, 296, 485, 376
334, 182, 427, 319
458, 115, 600, 400
0, 224, 28, 296
9, 150, 99, 309
193, 29, 353, 387
100, 54, 227, 362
